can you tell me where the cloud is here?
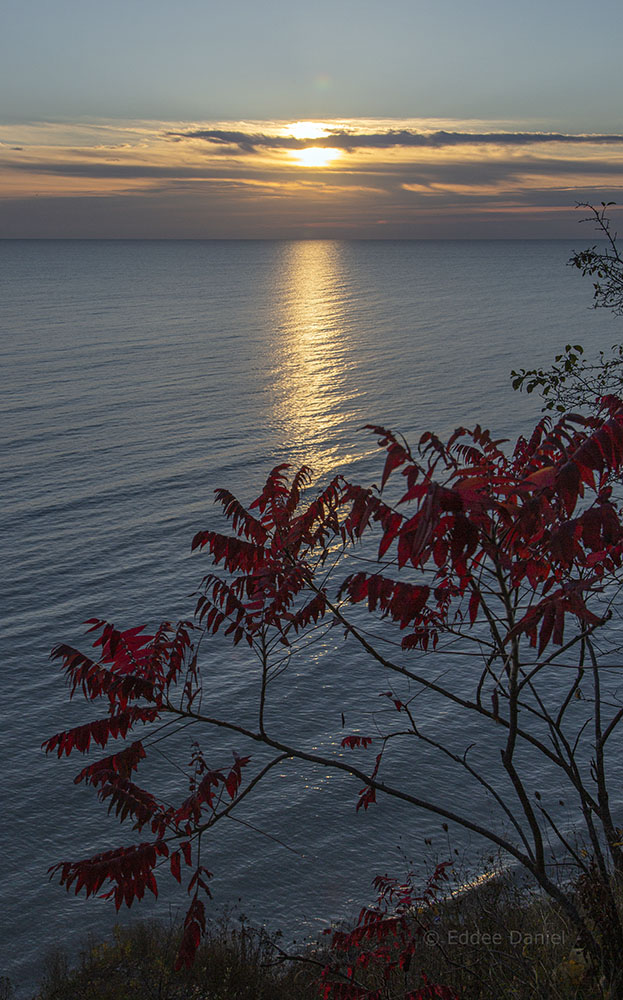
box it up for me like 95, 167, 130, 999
1, 161, 241, 179
8, 150, 621, 210
171, 126, 623, 154
2, 117, 623, 237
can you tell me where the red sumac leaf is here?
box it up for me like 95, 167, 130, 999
341, 736, 373, 749
468, 588, 480, 625
538, 605, 556, 655
170, 851, 182, 883
175, 895, 206, 970
556, 461, 581, 515
181, 841, 192, 866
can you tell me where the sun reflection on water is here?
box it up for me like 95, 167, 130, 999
270, 241, 363, 476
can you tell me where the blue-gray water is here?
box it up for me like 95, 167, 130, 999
1, 239, 620, 994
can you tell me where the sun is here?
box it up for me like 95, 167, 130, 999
293, 147, 342, 168
282, 121, 343, 167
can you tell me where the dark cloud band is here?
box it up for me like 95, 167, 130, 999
169, 127, 623, 153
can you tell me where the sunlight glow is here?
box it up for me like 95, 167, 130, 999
287, 121, 330, 140
293, 147, 342, 168
270, 241, 357, 475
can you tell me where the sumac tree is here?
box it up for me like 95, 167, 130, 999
46, 398, 623, 995
318, 862, 457, 1000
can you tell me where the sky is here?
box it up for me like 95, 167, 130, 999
2, 0, 623, 238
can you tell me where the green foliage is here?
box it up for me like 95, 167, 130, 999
511, 342, 623, 412
569, 203, 623, 317
33, 917, 319, 1000
0, 978, 15, 1000
30, 875, 615, 1000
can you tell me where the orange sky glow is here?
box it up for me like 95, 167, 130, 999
2, 118, 623, 238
